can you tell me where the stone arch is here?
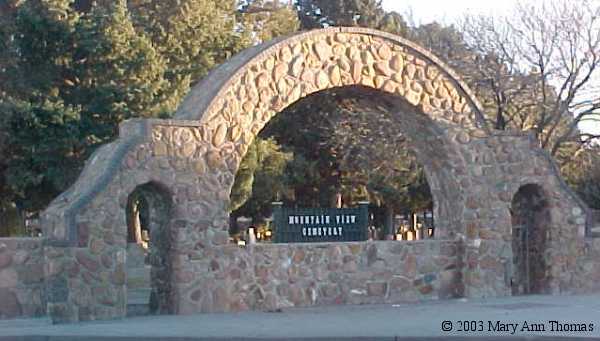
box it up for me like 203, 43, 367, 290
44, 28, 598, 322
173, 27, 490, 239
125, 181, 173, 314
175, 28, 490, 157
510, 183, 551, 295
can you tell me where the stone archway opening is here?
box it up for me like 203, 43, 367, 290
125, 182, 173, 315
228, 85, 464, 243
510, 184, 551, 295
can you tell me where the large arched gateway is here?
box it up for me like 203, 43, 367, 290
38, 28, 594, 323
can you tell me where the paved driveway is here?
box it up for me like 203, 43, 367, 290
1, 294, 600, 340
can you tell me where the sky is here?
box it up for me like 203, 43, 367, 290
381, 0, 600, 136
381, 0, 516, 26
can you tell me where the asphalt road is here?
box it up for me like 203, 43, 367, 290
1, 294, 600, 340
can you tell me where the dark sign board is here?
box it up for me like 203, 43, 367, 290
272, 202, 369, 243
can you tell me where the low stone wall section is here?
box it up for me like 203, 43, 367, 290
174, 239, 463, 313
573, 237, 600, 294
0, 238, 45, 319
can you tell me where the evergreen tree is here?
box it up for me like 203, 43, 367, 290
238, 0, 300, 43
129, 0, 250, 112
1, 0, 87, 211
295, 0, 407, 35
2, 0, 170, 211
0, 0, 250, 212
229, 137, 291, 226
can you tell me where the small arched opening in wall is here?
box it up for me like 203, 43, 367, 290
125, 181, 173, 315
228, 85, 465, 244
510, 183, 551, 295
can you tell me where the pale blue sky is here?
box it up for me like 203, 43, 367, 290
381, 0, 600, 135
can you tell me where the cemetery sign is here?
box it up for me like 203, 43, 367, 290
271, 202, 369, 243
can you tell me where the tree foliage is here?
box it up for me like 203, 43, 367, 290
0, 0, 250, 213
238, 0, 300, 43
229, 137, 292, 220
564, 146, 600, 210
459, 0, 600, 163
295, 0, 407, 35
129, 0, 249, 112
409, 7, 600, 196
231, 87, 433, 227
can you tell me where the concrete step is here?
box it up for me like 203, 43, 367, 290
127, 265, 151, 289
127, 288, 151, 317
128, 288, 151, 305
127, 265, 151, 278
126, 303, 150, 317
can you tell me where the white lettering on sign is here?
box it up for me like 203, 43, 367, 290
288, 214, 356, 225
301, 226, 344, 237
286, 212, 358, 240
333, 214, 358, 224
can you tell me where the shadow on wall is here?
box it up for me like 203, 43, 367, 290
125, 182, 173, 315
510, 184, 551, 296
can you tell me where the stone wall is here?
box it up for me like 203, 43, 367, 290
458, 131, 590, 298
35, 121, 592, 323
473, 128, 586, 295
572, 238, 600, 294
36, 27, 594, 323
175, 240, 463, 313
0, 238, 45, 319
43, 245, 127, 323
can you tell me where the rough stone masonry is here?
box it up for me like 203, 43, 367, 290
0, 27, 597, 323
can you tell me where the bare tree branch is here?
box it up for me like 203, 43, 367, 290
461, 0, 600, 163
